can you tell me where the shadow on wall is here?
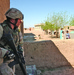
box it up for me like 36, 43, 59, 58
24, 40, 74, 70
15, 40, 74, 75
23, 33, 36, 42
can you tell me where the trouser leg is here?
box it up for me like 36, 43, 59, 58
12, 65, 15, 74
0, 63, 14, 75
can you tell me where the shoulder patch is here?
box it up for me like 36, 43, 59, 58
0, 25, 3, 39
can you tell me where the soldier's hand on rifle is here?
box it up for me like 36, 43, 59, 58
4, 51, 15, 60
18, 51, 25, 64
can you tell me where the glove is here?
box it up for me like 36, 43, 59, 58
18, 45, 23, 52
18, 51, 23, 55
3, 51, 15, 60
18, 51, 25, 64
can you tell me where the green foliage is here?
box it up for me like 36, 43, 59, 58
50, 12, 68, 30
41, 12, 68, 31
69, 16, 74, 26
45, 21, 55, 31
68, 26, 69, 29
41, 21, 55, 31
41, 12, 68, 37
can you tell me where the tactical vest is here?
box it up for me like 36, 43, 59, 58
0, 20, 20, 51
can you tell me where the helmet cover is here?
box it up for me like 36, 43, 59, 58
5, 8, 24, 19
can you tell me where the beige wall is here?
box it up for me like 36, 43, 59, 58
24, 40, 74, 69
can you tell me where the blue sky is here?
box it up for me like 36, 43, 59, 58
10, 0, 74, 28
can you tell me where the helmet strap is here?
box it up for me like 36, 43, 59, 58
7, 17, 18, 30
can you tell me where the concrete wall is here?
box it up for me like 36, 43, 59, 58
70, 33, 74, 39
24, 40, 74, 69
0, 0, 10, 23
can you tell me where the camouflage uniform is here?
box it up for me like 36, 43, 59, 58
0, 25, 14, 75
0, 8, 24, 75
0, 20, 23, 52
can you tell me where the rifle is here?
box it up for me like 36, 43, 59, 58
3, 32, 27, 75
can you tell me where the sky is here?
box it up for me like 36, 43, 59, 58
10, 0, 74, 28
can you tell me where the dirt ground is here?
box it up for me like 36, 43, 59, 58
36, 36, 74, 75
16, 40, 74, 75
41, 66, 74, 75
22, 30, 74, 75
16, 39, 74, 75
16, 66, 74, 75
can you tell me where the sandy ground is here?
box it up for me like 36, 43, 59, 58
16, 38, 74, 75
18, 30, 74, 75
42, 66, 74, 75
35, 36, 74, 75
36, 36, 74, 75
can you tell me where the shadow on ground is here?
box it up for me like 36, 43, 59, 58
15, 40, 74, 75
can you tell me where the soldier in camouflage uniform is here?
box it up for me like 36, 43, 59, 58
0, 8, 24, 75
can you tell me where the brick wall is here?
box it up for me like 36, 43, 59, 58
0, 0, 10, 23
0, 0, 24, 34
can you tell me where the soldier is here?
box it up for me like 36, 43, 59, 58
0, 8, 24, 75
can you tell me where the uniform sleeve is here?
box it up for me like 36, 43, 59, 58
0, 25, 8, 58
0, 48, 8, 58
19, 31, 23, 45
0, 25, 3, 39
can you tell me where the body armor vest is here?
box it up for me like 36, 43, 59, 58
0, 20, 20, 51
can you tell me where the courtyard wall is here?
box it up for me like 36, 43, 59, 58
24, 39, 74, 69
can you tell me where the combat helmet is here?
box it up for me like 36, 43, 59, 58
5, 8, 24, 19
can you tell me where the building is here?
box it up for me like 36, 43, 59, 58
0, 0, 24, 35
0, 0, 10, 23
34, 23, 44, 30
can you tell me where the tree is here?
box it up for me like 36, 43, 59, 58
41, 23, 48, 35
41, 21, 54, 31
49, 12, 68, 38
41, 21, 55, 37
69, 16, 74, 26
41, 12, 68, 38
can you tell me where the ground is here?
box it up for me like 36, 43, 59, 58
17, 29, 74, 75
42, 66, 74, 75
15, 66, 74, 75
36, 35, 74, 75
